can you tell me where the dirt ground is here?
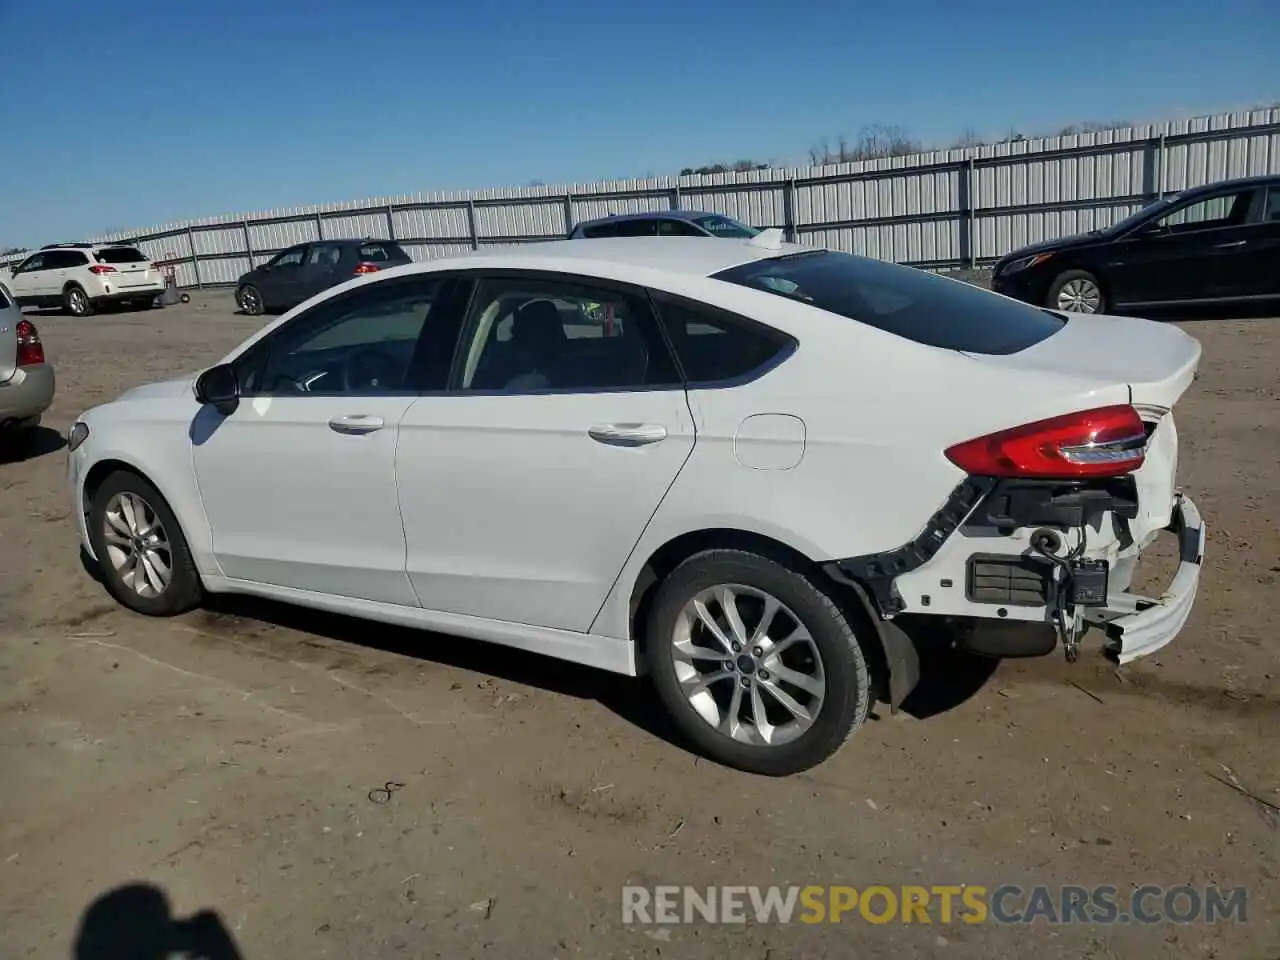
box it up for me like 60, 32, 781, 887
1, 292, 1277, 959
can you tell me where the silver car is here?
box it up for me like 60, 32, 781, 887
0, 283, 55, 441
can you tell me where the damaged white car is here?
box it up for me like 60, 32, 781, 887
65, 233, 1205, 775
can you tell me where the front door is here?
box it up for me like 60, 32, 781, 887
192, 273, 451, 604
397, 271, 695, 632
1106, 187, 1258, 306
9, 253, 49, 302
258, 244, 309, 310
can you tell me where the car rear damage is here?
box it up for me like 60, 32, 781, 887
829, 311, 1205, 671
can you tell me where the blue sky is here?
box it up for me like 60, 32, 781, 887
1, 0, 1276, 247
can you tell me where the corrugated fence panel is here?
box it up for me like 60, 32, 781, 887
321, 211, 390, 240
802, 218, 961, 264
192, 226, 246, 257
196, 257, 251, 286
6, 109, 1279, 282
571, 194, 670, 223
400, 242, 476, 261
679, 186, 786, 226
975, 203, 1145, 259
248, 218, 319, 253
475, 201, 567, 238
794, 169, 960, 225
392, 206, 470, 240
171, 261, 200, 289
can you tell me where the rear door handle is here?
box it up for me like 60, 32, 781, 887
328, 414, 385, 435
1213, 240, 1247, 249
588, 423, 668, 447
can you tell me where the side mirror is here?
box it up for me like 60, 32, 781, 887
194, 363, 240, 416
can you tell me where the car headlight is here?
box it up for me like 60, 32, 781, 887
67, 421, 89, 451
1001, 252, 1054, 275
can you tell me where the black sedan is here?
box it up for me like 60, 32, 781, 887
235, 238, 412, 315
991, 174, 1280, 314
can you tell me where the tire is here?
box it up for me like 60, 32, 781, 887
64, 284, 94, 317
237, 284, 265, 316
87, 470, 203, 616
646, 549, 871, 776
1046, 269, 1106, 314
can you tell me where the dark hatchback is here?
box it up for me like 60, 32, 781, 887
235, 238, 412, 315
991, 174, 1280, 314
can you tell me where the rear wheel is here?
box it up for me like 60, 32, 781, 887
237, 284, 264, 316
87, 470, 202, 616
64, 284, 94, 317
1046, 269, 1105, 314
646, 549, 871, 776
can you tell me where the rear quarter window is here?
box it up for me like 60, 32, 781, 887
652, 293, 794, 384
714, 251, 1065, 355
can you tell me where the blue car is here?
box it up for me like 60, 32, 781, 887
567, 209, 759, 239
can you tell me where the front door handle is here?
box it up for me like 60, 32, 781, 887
328, 414, 385, 435
588, 423, 668, 447
1213, 240, 1247, 249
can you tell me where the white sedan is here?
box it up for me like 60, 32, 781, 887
66, 233, 1206, 775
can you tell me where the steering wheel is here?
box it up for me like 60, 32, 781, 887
341, 347, 401, 393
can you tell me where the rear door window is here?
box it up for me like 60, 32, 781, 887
612, 218, 659, 237
658, 219, 705, 237
95, 247, 148, 264
714, 250, 1066, 356
580, 223, 617, 238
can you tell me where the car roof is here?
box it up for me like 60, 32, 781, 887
575, 209, 728, 227
1173, 174, 1280, 199
408, 235, 815, 279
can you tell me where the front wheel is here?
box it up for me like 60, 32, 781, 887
1046, 269, 1106, 314
646, 549, 871, 776
236, 284, 264, 316
87, 470, 203, 616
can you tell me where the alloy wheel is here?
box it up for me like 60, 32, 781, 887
102, 491, 173, 598
1055, 277, 1102, 313
68, 288, 89, 316
671, 583, 826, 747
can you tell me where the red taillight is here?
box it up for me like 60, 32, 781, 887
15, 318, 44, 367
353, 262, 380, 275
88, 264, 117, 275
944, 405, 1147, 479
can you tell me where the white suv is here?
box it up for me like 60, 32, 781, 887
8, 243, 165, 316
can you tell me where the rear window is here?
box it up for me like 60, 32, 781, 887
95, 247, 147, 264
713, 250, 1066, 355
693, 215, 759, 238
357, 242, 408, 262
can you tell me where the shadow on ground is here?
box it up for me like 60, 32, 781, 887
0, 425, 66, 464
73, 882, 244, 960
78, 548, 1002, 758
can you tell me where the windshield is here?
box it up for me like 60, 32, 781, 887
1100, 196, 1176, 236
714, 250, 1066, 356
693, 215, 759, 238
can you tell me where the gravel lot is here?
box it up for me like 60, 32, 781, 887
1, 292, 1277, 959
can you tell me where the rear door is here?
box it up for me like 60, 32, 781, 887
298, 242, 345, 301
1220, 185, 1280, 298
45, 250, 87, 295
94, 246, 154, 291
396, 270, 695, 632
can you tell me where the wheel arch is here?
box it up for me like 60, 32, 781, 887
79, 452, 216, 579
625, 526, 900, 703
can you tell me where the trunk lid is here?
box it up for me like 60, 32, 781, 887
972, 312, 1201, 541
968, 312, 1201, 410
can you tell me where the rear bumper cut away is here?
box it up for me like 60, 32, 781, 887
1086, 493, 1205, 665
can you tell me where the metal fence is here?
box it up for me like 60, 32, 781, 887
8, 107, 1279, 288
